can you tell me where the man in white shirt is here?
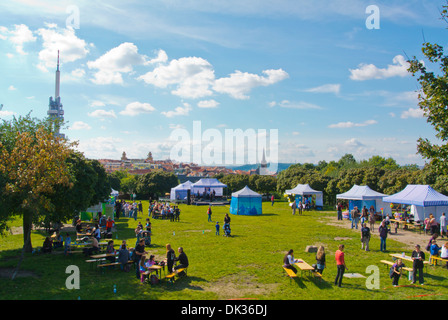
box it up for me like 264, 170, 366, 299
440, 213, 447, 238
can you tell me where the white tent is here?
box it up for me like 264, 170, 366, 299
336, 185, 391, 216
111, 188, 119, 197
382, 184, 448, 221
192, 178, 227, 197
285, 183, 323, 209
170, 181, 193, 200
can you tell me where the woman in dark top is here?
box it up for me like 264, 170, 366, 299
283, 249, 297, 274
174, 247, 189, 270
166, 243, 176, 274
224, 214, 231, 224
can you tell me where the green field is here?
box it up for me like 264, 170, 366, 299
0, 201, 447, 300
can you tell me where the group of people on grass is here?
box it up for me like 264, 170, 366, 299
207, 206, 232, 237
115, 199, 143, 220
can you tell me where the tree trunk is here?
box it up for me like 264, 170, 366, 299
22, 211, 33, 253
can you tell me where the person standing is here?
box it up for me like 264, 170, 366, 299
292, 199, 297, 215
207, 205, 212, 222
334, 244, 348, 287
379, 220, 388, 252
369, 209, 376, 233
215, 221, 220, 236
411, 245, 425, 285
271, 194, 275, 206
337, 202, 342, 221
166, 243, 176, 274
134, 239, 147, 280
361, 223, 371, 251
440, 213, 447, 238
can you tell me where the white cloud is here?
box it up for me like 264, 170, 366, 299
146, 49, 168, 65
87, 42, 148, 85
213, 69, 288, 100
197, 99, 219, 108
401, 107, 424, 119
270, 100, 322, 110
36, 24, 89, 72
8, 85, 17, 91
70, 121, 91, 130
349, 55, 410, 81
328, 119, 377, 128
89, 100, 106, 108
71, 68, 85, 78
0, 110, 16, 117
305, 83, 340, 95
120, 101, 156, 116
138, 56, 215, 99
87, 109, 117, 119
161, 102, 192, 118
344, 138, 365, 148
76, 136, 123, 159
5, 24, 36, 55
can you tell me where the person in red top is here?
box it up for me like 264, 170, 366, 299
106, 216, 115, 233
334, 244, 348, 287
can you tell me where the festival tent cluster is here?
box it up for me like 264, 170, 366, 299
191, 178, 227, 197
382, 184, 448, 221
229, 185, 262, 215
285, 183, 324, 210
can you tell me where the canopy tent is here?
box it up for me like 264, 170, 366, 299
336, 185, 391, 216
192, 178, 227, 197
111, 188, 119, 197
285, 184, 323, 209
382, 184, 448, 221
230, 186, 262, 215
170, 181, 194, 200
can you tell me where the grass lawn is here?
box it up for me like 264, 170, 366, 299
0, 200, 447, 300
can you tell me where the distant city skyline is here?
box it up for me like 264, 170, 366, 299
1, 1, 446, 166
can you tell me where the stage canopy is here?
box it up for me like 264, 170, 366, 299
336, 185, 390, 216
230, 186, 262, 215
382, 184, 448, 221
285, 183, 323, 209
192, 178, 227, 196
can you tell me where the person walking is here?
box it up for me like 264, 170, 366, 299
361, 222, 371, 251
334, 244, 348, 288
379, 220, 388, 252
411, 244, 425, 285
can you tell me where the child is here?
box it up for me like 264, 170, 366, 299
215, 222, 220, 235
391, 259, 405, 286
64, 233, 71, 255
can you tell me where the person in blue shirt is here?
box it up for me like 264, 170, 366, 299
64, 233, 71, 255
430, 240, 441, 265
215, 222, 220, 236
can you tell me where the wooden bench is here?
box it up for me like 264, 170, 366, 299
97, 260, 133, 273
283, 267, 298, 283
430, 256, 448, 266
164, 268, 188, 284
312, 271, 323, 281
380, 260, 414, 280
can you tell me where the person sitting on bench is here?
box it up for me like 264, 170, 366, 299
174, 247, 189, 272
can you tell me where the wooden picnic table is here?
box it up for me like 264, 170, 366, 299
294, 259, 315, 278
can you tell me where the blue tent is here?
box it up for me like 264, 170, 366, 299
230, 186, 262, 216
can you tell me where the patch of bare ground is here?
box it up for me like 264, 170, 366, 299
202, 272, 279, 300
0, 267, 39, 279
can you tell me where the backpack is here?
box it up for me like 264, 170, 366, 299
150, 274, 159, 285
389, 264, 396, 279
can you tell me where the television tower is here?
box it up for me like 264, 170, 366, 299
47, 50, 65, 138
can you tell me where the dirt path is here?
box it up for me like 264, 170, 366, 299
320, 214, 436, 251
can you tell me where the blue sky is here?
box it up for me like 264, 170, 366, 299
0, 0, 447, 167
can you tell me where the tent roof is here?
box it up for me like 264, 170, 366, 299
336, 185, 387, 200
382, 184, 448, 207
172, 181, 193, 190
285, 184, 322, 195
192, 178, 227, 188
231, 185, 262, 198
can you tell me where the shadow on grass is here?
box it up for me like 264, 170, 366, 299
163, 275, 208, 291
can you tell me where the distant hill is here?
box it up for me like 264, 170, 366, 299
225, 163, 294, 173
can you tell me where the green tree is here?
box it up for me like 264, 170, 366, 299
408, 2, 448, 174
